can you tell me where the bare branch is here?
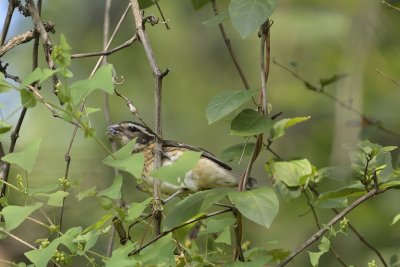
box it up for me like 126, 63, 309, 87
376, 69, 400, 88
382, 0, 400, 12
0, 0, 19, 45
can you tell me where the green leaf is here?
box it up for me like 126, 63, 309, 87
83, 214, 113, 234
20, 89, 37, 108
221, 143, 255, 162
70, 64, 114, 105
151, 151, 201, 186
34, 191, 69, 207
318, 236, 330, 252
136, 233, 176, 266
272, 159, 312, 187
0, 73, 12, 92
206, 89, 259, 124
215, 226, 231, 245
98, 175, 123, 200
198, 217, 235, 236
231, 109, 273, 136
229, 0, 278, 39
2, 138, 41, 172
104, 242, 137, 267
315, 198, 348, 209
391, 213, 400, 225
270, 116, 311, 140
318, 184, 366, 201
1, 203, 43, 231
191, 0, 210, 9
0, 121, 12, 134
59, 227, 82, 253
203, 10, 230, 27
76, 186, 97, 201
25, 238, 61, 267
126, 197, 152, 222
228, 187, 279, 228
21, 68, 57, 86
164, 187, 232, 228
103, 139, 144, 178
52, 34, 71, 68
309, 251, 324, 267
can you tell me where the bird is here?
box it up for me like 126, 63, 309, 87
106, 121, 256, 196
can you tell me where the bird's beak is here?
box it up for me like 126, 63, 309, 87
106, 124, 122, 137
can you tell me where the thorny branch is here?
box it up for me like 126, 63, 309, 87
273, 59, 400, 139
130, 0, 170, 237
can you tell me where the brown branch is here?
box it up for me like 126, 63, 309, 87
0, 21, 55, 57
276, 187, 387, 267
71, 35, 138, 59
130, 0, 170, 237
273, 59, 400, 139
382, 0, 400, 12
210, 0, 249, 90
0, 0, 19, 45
129, 208, 232, 256
154, 1, 170, 30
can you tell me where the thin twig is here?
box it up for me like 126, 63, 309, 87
71, 35, 138, 59
128, 208, 232, 256
210, 0, 249, 90
276, 187, 387, 267
130, 0, 170, 237
0, 21, 55, 57
382, 0, 400, 12
0, 0, 18, 45
154, 1, 170, 30
376, 69, 400, 88
273, 59, 400, 139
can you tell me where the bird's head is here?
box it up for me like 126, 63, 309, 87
106, 121, 155, 145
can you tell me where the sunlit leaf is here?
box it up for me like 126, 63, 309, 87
1, 203, 43, 231
231, 109, 272, 136
228, 187, 279, 228
229, 0, 278, 39
98, 175, 123, 200
391, 213, 400, 225
272, 159, 313, 187
309, 251, 324, 267
206, 89, 259, 124
270, 116, 311, 140
151, 151, 201, 186
2, 138, 42, 172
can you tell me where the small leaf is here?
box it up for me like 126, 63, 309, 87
0, 121, 12, 134
103, 139, 144, 178
228, 187, 279, 228
319, 74, 347, 87
25, 238, 61, 267
214, 226, 231, 245
21, 68, 57, 86
20, 89, 37, 108
104, 242, 137, 267
203, 10, 230, 27
391, 213, 400, 225
0, 73, 12, 92
98, 175, 123, 200
221, 143, 255, 162
1, 203, 43, 231
309, 251, 324, 267
270, 116, 311, 140
206, 89, 259, 124
151, 151, 201, 186
231, 109, 273, 136
198, 217, 236, 236
34, 191, 69, 207
318, 236, 330, 253
126, 197, 152, 222
272, 159, 313, 187
2, 138, 42, 172
229, 0, 278, 39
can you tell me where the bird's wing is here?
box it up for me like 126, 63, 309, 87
162, 140, 232, 171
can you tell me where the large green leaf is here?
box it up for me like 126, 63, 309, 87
2, 138, 42, 172
221, 143, 255, 162
229, 0, 278, 39
231, 109, 273, 136
70, 64, 114, 105
98, 175, 123, 200
103, 139, 144, 178
1, 203, 43, 231
272, 159, 312, 187
164, 187, 233, 228
270, 116, 311, 140
206, 89, 259, 124
151, 151, 201, 186
21, 68, 57, 86
228, 187, 279, 228
136, 233, 175, 266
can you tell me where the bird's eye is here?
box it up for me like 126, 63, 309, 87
128, 125, 138, 132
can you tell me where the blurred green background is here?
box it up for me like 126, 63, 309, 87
1, 0, 400, 266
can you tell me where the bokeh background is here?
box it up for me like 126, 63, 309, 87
1, 0, 400, 266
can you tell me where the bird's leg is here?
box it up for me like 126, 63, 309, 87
162, 188, 188, 204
